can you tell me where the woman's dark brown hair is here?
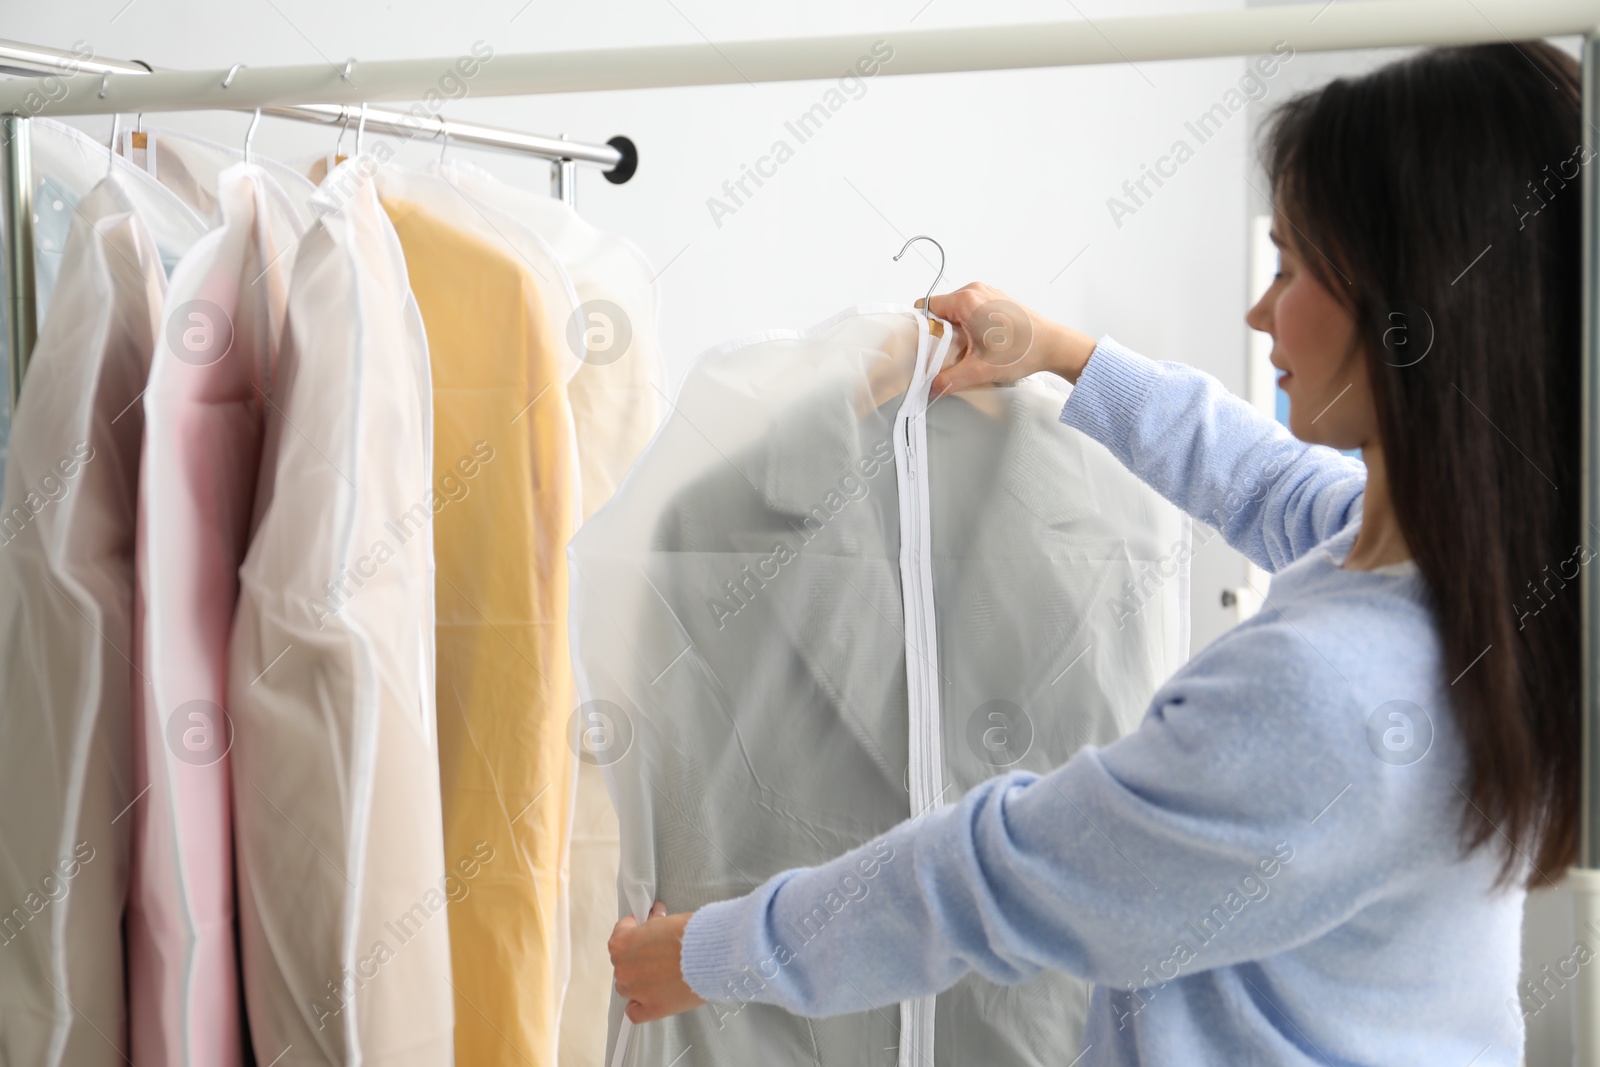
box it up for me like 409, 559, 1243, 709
1265, 41, 1581, 889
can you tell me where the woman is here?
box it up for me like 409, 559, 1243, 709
610, 41, 1580, 1063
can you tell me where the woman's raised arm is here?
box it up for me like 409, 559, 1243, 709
927, 284, 1366, 572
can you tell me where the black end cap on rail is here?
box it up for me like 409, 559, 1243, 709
604, 135, 638, 184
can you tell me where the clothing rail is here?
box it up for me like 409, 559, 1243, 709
5, 1, 1600, 1060
0, 37, 636, 398
0, 0, 1597, 115
0, 39, 634, 172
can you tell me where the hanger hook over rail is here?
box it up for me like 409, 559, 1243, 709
244, 108, 261, 164
221, 63, 246, 89
893, 235, 945, 315
335, 108, 352, 157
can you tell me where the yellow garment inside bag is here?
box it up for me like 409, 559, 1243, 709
383, 196, 577, 1067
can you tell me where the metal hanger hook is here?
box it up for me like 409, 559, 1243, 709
244, 108, 261, 164
355, 101, 369, 155
106, 113, 119, 178
341, 57, 355, 82
334, 109, 352, 157
437, 116, 450, 165
98, 71, 111, 99
221, 63, 246, 89
893, 235, 945, 316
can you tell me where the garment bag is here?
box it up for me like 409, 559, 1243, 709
0, 118, 205, 495
442, 158, 663, 507
0, 179, 167, 1067
127, 163, 303, 1067
134, 126, 320, 229
444, 160, 666, 1067
227, 157, 453, 1066
20, 119, 206, 311
568, 306, 1189, 1067
378, 165, 581, 1067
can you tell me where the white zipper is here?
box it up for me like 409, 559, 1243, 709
890, 311, 951, 1067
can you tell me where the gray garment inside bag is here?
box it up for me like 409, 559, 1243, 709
569, 308, 1188, 1067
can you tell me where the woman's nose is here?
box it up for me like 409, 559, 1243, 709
1246, 293, 1273, 336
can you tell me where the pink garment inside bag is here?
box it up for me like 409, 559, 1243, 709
127, 164, 300, 1067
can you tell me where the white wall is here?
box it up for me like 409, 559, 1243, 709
10, 0, 1255, 652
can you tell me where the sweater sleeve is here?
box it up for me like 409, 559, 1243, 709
1059, 336, 1366, 573
678, 623, 1408, 1017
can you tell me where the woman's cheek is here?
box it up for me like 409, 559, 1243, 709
1279, 277, 1351, 392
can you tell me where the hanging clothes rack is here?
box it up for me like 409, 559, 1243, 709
0, 36, 637, 400
0, 39, 634, 174
5, 0, 1600, 1059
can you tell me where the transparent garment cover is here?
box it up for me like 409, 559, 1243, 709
439, 158, 665, 515
377, 163, 582, 1067
226, 157, 453, 1066
0, 118, 206, 498
440, 158, 669, 1067
0, 179, 165, 1067
569, 306, 1189, 1067
127, 162, 303, 1067
134, 126, 321, 229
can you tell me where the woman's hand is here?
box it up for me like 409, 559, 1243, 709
923, 283, 1098, 399
609, 902, 706, 1023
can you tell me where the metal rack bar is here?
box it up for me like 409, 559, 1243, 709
3, 114, 33, 408
0, 39, 626, 169
0, 38, 634, 404
0, 0, 1597, 115
257, 102, 622, 170
1585, 23, 1600, 891
1579, 26, 1600, 1067
550, 149, 577, 209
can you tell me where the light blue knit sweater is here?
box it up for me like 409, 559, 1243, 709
678, 336, 1529, 1065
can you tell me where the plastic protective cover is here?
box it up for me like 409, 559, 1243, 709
381, 165, 583, 386
440, 158, 664, 510
0, 179, 166, 1066
135, 126, 321, 229
378, 164, 582, 1067
443, 159, 668, 1067
569, 306, 1189, 1067
22, 119, 207, 311
226, 157, 453, 1066
0, 118, 206, 498
128, 163, 303, 1067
